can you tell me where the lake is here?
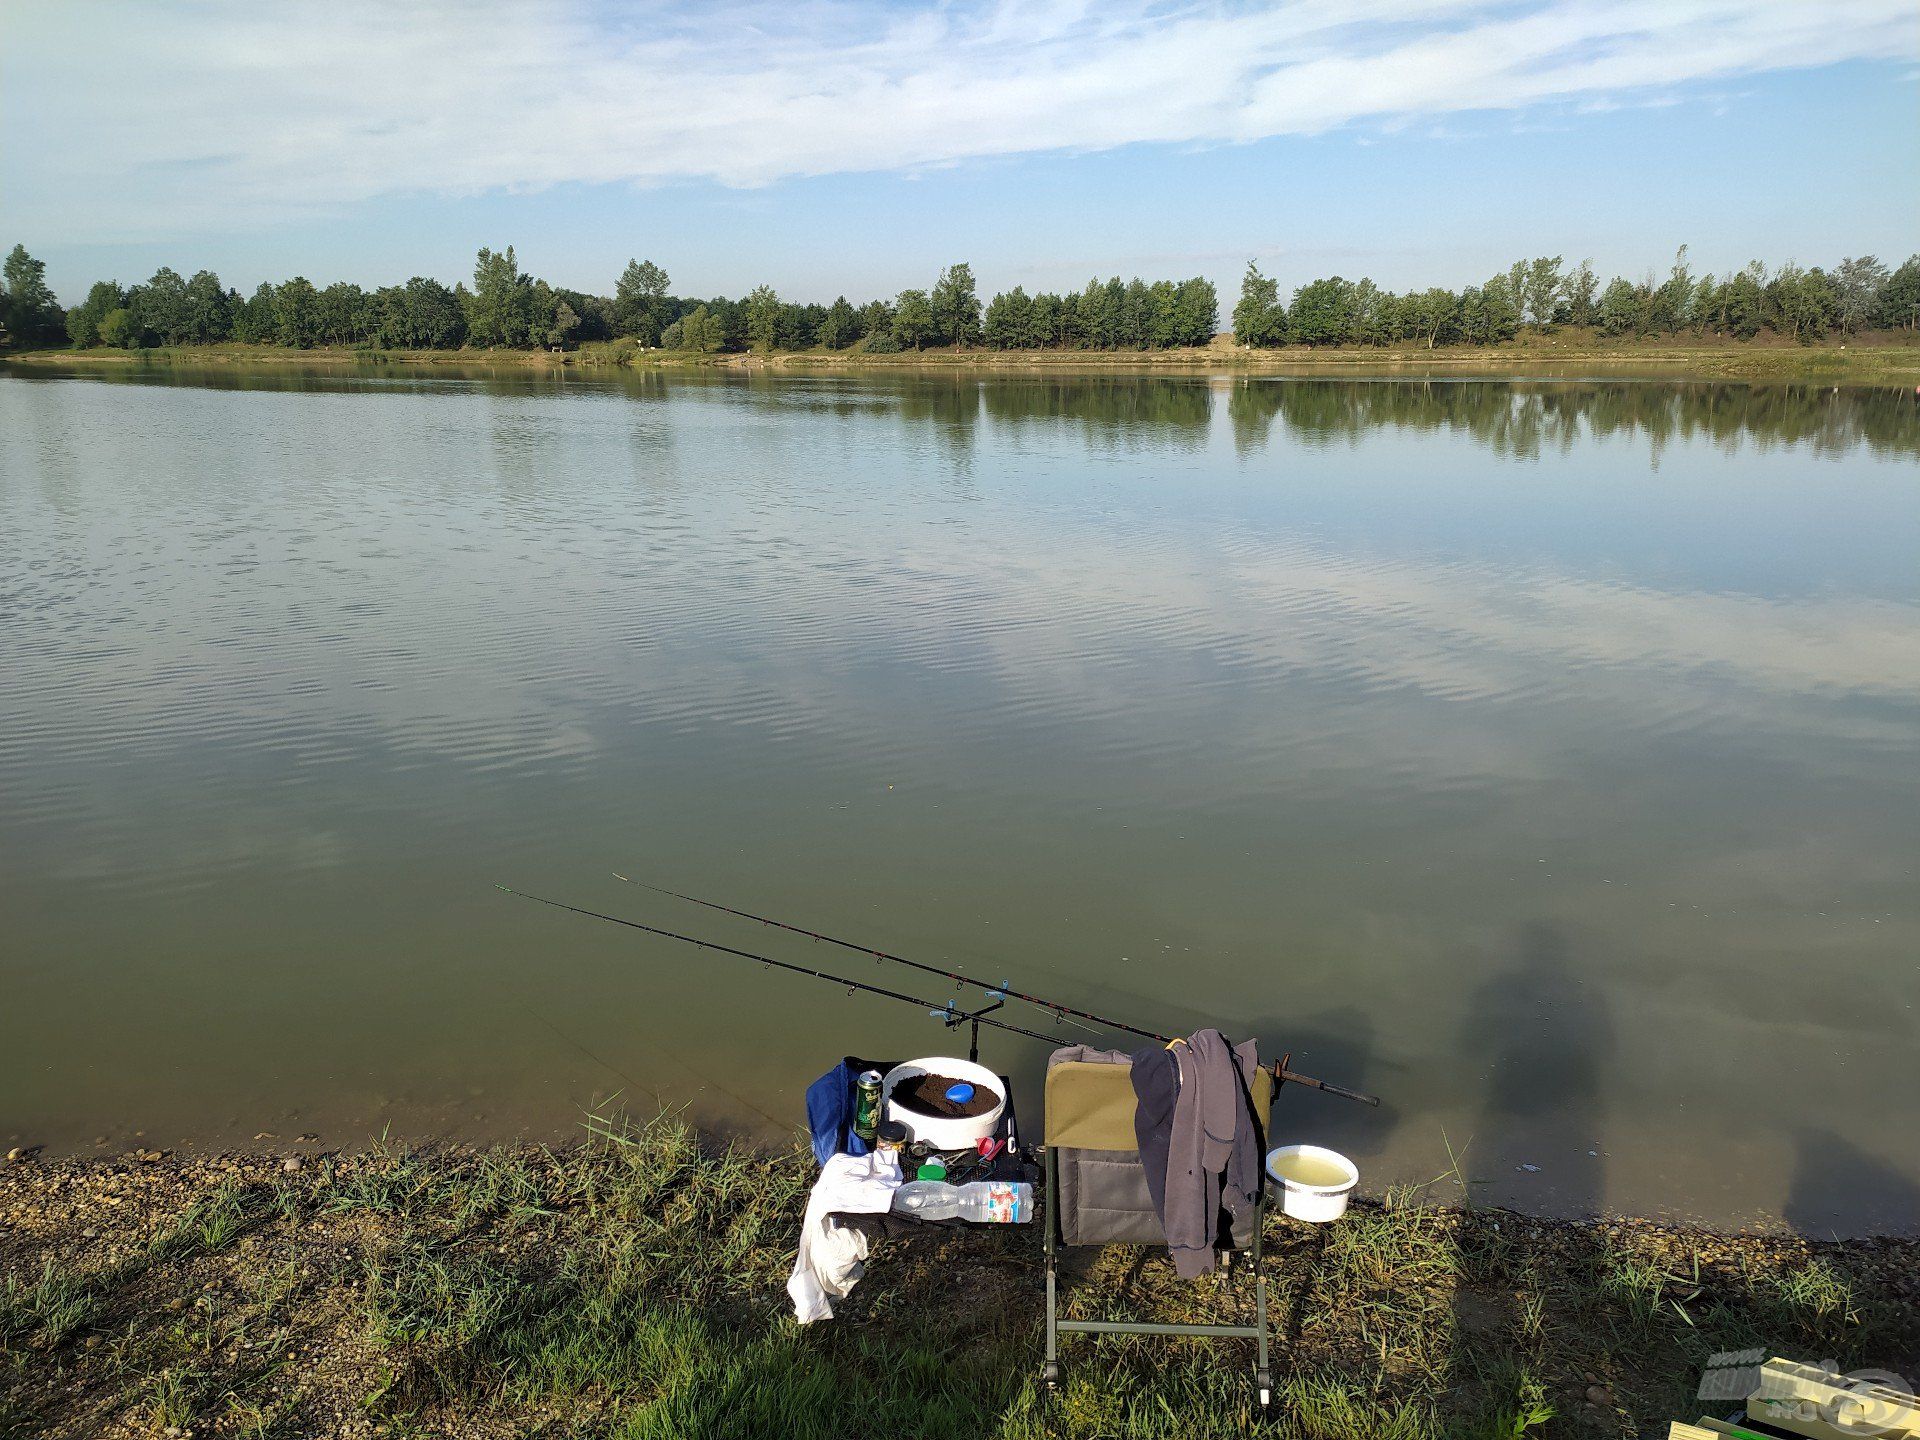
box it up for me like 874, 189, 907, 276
2, 362, 1915, 1235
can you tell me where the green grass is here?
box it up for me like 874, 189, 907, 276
2, 1114, 1915, 1438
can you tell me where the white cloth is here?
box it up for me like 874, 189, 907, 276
787, 1149, 902, 1323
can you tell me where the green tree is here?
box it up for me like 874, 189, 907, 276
1029, 291, 1062, 347
816, 296, 858, 349
1565, 260, 1599, 327
780, 301, 816, 349
1055, 290, 1084, 346
1406, 287, 1458, 349
378, 276, 466, 348
1768, 262, 1837, 342
930, 263, 980, 347
706, 296, 746, 351
545, 300, 581, 349
1172, 277, 1217, 347
1596, 276, 1651, 337
232, 283, 277, 344
1832, 255, 1889, 333
1118, 278, 1152, 347
65, 280, 126, 346
671, 303, 723, 352
1079, 278, 1119, 348
1690, 274, 1723, 334
1521, 255, 1564, 329
1288, 276, 1353, 347
1232, 261, 1284, 347
857, 298, 892, 341
274, 277, 320, 348
1722, 262, 1768, 339
1139, 281, 1171, 347
1652, 246, 1693, 334
467, 246, 536, 347
137, 266, 190, 344
1477, 270, 1523, 342
96, 307, 139, 348
1880, 254, 1920, 331
1457, 285, 1494, 344
614, 259, 670, 342
1345, 278, 1389, 344
316, 282, 368, 345
554, 289, 610, 343
2, 244, 63, 345
982, 287, 1033, 349
182, 270, 232, 343
892, 288, 933, 349
743, 284, 781, 349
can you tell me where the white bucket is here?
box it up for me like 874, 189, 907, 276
882, 1056, 1005, 1151
1266, 1144, 1359, 1223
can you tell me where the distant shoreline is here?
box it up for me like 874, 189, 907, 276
9, 333, 1920, 383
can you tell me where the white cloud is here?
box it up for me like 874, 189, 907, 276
2, 0, 1915, 241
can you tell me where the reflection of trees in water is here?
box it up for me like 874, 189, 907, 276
52, 366, 1917, 464
979, 376, 1212, 452
1226, 379, 1920, 462
895, 378, 981, 469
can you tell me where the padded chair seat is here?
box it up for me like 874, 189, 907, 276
1044, 1044, 1270, 1248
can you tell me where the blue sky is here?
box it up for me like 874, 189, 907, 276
2, 1, 1915, 307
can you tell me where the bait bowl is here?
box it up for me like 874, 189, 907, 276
881, 1056, 1005, 1151
1266, 1144, 1359, 1223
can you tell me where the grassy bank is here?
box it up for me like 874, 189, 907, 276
3, 1116, 1915, 1439
8, 332, 1920, 382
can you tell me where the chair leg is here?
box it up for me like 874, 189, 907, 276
1253, 1195, 1272, 1409
1255, 1271, 1272, 1409
1042, 1146, 1060, 1392
1044, 1250, 1060, 1391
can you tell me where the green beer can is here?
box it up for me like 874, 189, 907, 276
852, 1070, 884, 1144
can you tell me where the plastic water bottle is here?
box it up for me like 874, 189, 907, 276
892, 1179, 1034, 1222
891, 1181, 961, 1219
955, 1181, 1031, 1223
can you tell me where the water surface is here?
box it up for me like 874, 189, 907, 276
3, 364, 1916, 1234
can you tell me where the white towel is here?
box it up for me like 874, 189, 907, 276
787, 1149, 902, 1323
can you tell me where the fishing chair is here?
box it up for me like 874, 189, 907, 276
1041, 1046, 1276, 1407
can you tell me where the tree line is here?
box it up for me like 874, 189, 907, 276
1232, 249, 1920, 349
1, 245, 1215, 355
4, 241, 1916, 356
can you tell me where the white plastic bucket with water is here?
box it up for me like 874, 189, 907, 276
881, 1056, 1005, 1151
1266, 1144, 1359, 1223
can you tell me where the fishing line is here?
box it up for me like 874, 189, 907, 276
612, 872, 1117, 1042
499, 882, 1379, 1106
498, 884, 1066, 1046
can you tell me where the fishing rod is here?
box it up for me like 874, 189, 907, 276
499, 884, 1090, 1052
588, 877, 1380, 1107
612, 872, 1114, 1039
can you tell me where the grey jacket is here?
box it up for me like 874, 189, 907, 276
1162, 1029, 1261, 1278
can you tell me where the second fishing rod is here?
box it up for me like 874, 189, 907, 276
613, 872, 1379, 1107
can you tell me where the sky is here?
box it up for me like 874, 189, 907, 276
2, 0, 1916, 307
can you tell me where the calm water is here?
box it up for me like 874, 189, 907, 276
3, 364, 1916, 1234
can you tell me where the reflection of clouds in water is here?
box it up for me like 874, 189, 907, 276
625, 523, 1919, 764
1222, 542, 1920, 707
47, 814, 350, 891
